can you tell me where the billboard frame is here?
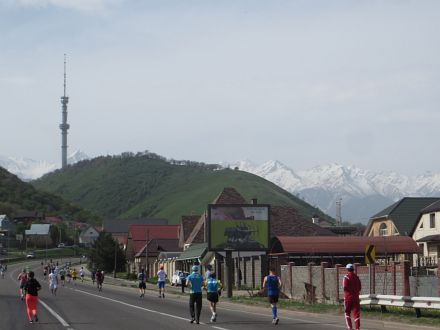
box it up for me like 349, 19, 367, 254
207, 203, 271, 252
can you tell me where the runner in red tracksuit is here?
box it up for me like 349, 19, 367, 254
343, 264, 361, 330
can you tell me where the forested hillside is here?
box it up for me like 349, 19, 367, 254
0, 166, 99, 222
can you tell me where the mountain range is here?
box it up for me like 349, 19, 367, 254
229, 160, 440, 224
3, 152, 440, 224
0, 150, 89, 181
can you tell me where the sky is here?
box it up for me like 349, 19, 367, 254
1, 0, 439, 175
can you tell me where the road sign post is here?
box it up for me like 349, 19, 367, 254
365, 244, 376, 265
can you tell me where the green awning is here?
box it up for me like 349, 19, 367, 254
176, 243, 208, 261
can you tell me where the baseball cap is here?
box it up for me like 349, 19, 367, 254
346, 263, 354, 270
192, 265, 199, 271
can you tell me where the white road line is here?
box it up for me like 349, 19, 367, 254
39, 299, 73, 329
74, 288, 232, 330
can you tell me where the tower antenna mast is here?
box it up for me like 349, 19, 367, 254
60, 54, 70, 169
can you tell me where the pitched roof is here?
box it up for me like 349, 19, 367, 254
420, 200, 440, 214
369, 197, 440, 236
129, 225, 180, 242
270, 206, 335, 237
176, 243, 208, 261
135, 239, 181, 257
25, 224, 51, 235
270, 236, 421, 255
212, 187, 247, 204
103, 218, 168, 233
416, 234, 440, 243
180, 216, 201, 243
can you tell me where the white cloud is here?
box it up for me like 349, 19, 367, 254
0, 0, 122, 12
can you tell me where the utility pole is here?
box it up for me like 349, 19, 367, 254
113, 240, 117, 278
145, 229, 150, 278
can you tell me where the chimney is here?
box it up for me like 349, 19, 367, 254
251, 198, 258, 205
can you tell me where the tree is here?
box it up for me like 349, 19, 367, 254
88, 232, 126, 273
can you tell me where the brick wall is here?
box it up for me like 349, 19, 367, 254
280, 261, 418, 304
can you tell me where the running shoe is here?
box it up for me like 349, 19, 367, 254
190, 318, 195, 324
162, 293, 165, 298
212, 313, 217, 322
34, 315, 38, 322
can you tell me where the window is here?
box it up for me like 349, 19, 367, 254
379, 223, 388, 236
419, 221, 423, 229
430, 213, 436, 228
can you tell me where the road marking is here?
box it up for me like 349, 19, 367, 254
39, 299, 74, 329
74, 288, 232, 330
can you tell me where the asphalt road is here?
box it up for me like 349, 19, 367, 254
0, 260, 435, 330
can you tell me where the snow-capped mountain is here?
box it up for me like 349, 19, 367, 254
230, 161, 440, 224
0, 150, 89, 181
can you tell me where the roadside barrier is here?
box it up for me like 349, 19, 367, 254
360, 294, 440, 317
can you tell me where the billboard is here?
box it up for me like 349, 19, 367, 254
208, 204, 270, 251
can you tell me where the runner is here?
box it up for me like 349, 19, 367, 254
186, 265, 204, 324
59, 268, 66, 286
343, 264, 362, 330
80, 267, 85, 283
66, 267, 72, 283
17, 268, 28, 300
96, 270, 103, 291
0, 264, 6, 279
43, 265, 48, 281
23, 271, 42, 323
48, 269, 59, 296
204, 271, 223, 323
138, 268, 147, 298
71, 268, 78, 285
262, 267, 282, 325
157, 265, 167, 298
91, 270, 96, 285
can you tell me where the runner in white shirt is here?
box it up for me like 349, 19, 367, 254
48, 270, 59, 296
157, 265, 167, 298
80, 267, 85, 282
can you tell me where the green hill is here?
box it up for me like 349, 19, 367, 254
0, 166, 99, 223
33, 152, 333, 224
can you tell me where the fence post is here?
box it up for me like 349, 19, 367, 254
335, 264, 342, 303
308, 262, 315, 304
289, 262, 295, 299
392, 262, 397, 296
437, 259, 440, 298
403, 260, 410, 296
321, 262, 329, 302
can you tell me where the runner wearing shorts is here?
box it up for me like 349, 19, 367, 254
262, 268, 282, 325
157, 265, 167, 298
80, 267, 85, 282
17, 269, 28, 300
48, 270, 59, 296
71, 268, 78, 285
204, 271, 223, 322
96, 270, 103, 291
138, 268, 147, 298
59, 268, 66, 286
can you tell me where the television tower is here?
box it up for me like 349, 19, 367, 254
59, 54, 70, 169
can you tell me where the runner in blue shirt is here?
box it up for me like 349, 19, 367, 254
186, 265, 204, 324
262, 267, 282, 325
204, 272, 223, 322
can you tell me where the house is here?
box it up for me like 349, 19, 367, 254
411, 200, 440, 267
125, 224, 180, 275
364, 197, 440, 237
0, 214, 15, 234
103, 218, 168, 250
25, 224, 52, 248
13, 211, 44, 226
79, 225, 100, 247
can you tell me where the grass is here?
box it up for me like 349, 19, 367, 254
229, 296, 440, 326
